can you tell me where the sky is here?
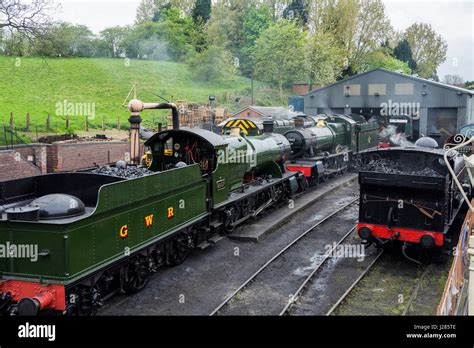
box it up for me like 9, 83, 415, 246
52, 0, 474, 81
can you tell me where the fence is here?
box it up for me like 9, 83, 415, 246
3, 106, 229, 139
3, 111, 168, 135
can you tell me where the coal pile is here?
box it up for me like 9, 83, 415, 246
362, 158, 441, 177
91, 164, 154, 178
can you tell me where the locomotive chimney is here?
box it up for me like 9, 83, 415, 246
263, 118, 274, 134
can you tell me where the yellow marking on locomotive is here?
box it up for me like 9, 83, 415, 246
316, 118, 326, 128
119, 225, 129, 239
164, 149, 173, 155
224, 118, 257, 135
145, 214, 154, 228
167, 207, 174, 219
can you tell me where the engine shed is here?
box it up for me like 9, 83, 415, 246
304, 68, 474, 145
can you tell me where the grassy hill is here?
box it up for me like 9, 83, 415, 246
0, 57, 289, 132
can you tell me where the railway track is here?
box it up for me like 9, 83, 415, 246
401, 265, 433, 316
209, 197, 359, 316
325, 253, 433, 316
325, 251, 384, 316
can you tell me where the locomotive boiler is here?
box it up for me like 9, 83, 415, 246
285, 114, 379, 184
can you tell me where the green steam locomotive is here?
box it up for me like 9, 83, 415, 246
0, 100, 304, 315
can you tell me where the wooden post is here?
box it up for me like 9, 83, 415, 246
25, 113, 30, 132
9, 112, 14, 129
102, 115, 105, 131
85, 116, 89, 131
46, 113, 51, 130
66, 114, 69, 129
117, 117, 120, 130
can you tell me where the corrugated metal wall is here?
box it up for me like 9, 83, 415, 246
304, 69, 472, 136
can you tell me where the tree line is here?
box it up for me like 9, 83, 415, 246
1, 0, 454, 100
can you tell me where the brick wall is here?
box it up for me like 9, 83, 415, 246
11, 144, 48, 173
51, 141, 141, 172
0, 150, 42, 181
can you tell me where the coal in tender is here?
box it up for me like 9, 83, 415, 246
91, 164, 154, 178
361, 158, 441, 177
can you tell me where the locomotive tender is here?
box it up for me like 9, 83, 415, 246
357, 143, 467, 256
0, 100, 304, 316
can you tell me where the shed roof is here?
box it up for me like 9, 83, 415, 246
305, 68, 474, 96
232, 106, 289, 118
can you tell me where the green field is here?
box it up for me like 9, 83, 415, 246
0, 56, 288, 132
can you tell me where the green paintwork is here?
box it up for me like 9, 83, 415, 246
0, 128, 291, 285
0, 165, 208, 283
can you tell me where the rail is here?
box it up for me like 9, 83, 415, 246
209, 197, 359, 316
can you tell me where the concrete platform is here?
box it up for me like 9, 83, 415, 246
228, 173, 358, 242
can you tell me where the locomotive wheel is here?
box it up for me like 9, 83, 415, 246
76, 286, 102, 315
320, 172, 329, 183
223, 206, 238, 234
242, 198, 256, 218
167, 233, 190, 266
123, 255, 150, 294
298, 176, 309, 191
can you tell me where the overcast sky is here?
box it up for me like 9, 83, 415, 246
53, 0, 474, 81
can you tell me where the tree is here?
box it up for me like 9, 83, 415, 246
262, 0, 289, 22
312, 0, 392, 75
192, 0, 212, 24
0, 0, 55, 39
305, 32, 345, 88
99, 26, 130, 58
205, 0, 253, 61
404, 23, 447, 78
252, 20, 306, 100
136, 0, 156, 23
240, 5, 273, 75
443, 75, 464, 86
135, 0, 196, 23
393, 39, 416, 70
188, 45, 237, 81
32, 23, 97, 57
1, 31, 29, 56
283, 0, 308, 26
364, 48, 411, 74
124, 9, 195, 61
